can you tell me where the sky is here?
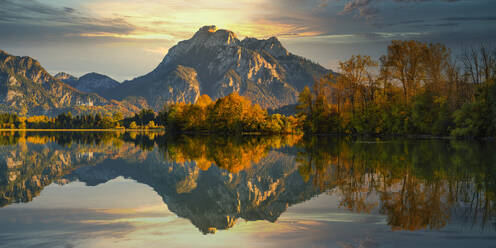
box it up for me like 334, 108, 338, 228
0, 0, 495, 81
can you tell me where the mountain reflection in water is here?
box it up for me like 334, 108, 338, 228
0, 131, 495, 247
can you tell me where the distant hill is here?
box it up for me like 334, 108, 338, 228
55, 72, 120, 96
104, 25, 333, 110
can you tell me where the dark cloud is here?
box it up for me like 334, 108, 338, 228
64, 7, 75, 13
413, 22, 459, 28
339, 0, 376, 19
395, 20, 425, 25
394, 0, 460, 2
357, 5, 379, 19
338, 0, 462, 19
442, 16, 496, 21
381, 19, 459, 29
0, 0, 135, 36
0, 0, 64, 16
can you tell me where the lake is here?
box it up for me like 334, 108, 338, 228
0, 131, 495, 248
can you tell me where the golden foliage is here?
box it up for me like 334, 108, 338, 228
163, 135, 302, 173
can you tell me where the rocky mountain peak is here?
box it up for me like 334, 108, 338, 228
190, 25, 239, 47
0, 50, 110, 115
105, 26, 332, 110
0, 50, 40, 75
241, 36, 289, 57
54, 72, 78, 82
159, 25, 240, 66
198, 25, 218, 33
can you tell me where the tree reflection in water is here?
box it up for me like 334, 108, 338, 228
0, 131, 494, 233
297, 137, 496, 231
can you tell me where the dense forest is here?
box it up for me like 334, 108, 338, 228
154, 93, 299, 134
0, 112, 122, 129
0, 40, 494, 137
0, 93, 300, 134
121, 93, 300, 133
297, 40, 496, 137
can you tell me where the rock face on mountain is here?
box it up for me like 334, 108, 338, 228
54, 72, 78, 86
55, 72, 120, 95
104, 25, 332, 110
0, 50, 108, 115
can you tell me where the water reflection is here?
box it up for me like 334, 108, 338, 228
0, 131, 495, 237
297, 137, 496, 231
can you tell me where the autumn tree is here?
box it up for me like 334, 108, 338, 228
159, 92, 299, 134
385, 40, 427, 105
462, 43, 496, 85
423, 43, 450, 95
337, 55, 378, 114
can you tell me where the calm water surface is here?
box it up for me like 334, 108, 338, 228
0, 131, 495, 247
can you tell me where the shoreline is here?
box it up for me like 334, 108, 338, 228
0, 128, 165, 132
0, 129, 492, 140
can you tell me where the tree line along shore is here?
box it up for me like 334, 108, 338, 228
0, 40, 495, 138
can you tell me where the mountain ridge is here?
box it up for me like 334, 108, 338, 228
104, 25, 332, 110
0, 25, 332, 115
55, 72, 120, 95
0, 50, 108, 115
0, 49, 139, 116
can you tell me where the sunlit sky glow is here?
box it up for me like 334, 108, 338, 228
1, 0, 495, 81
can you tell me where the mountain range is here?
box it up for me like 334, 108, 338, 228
0, 50, 108, 115
0, 25, 332, 115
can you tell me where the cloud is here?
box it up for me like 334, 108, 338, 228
442, 16, 496, 22
0, 0, 135, 38
394, 0, 460, 2
0, 0, 483, 44
337, 0, 462, 20
63, 7, 75, 13
419, 22, 459, 28
339, 0, 376, 19
318, 0, 330, 8
77, 0, 332, 41
287, 31, 426, 45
